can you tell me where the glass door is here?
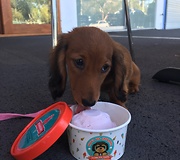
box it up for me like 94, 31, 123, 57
0, 0, 60, 35
11, 0, 51, 25
76, 0, 156, 31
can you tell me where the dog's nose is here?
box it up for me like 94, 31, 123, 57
82, 99, 96, 107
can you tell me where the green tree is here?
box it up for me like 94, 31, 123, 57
11, 0, 50, 24
81, 0, 122, 21
11, 8, 24, 23
31, 4, 50, 23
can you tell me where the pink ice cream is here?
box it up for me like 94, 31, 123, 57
71, 109, 117, 130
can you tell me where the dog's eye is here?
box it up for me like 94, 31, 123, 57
101, 64, 110, 73
74, 59, 84, 69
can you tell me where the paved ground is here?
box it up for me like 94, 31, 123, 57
0, 29, 180, 160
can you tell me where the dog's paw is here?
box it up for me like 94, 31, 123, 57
111, 100, 127, 109
108, 89, 128, 108
117, 90, 127, 102
128, 83, 139, 93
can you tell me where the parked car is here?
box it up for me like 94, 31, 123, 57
89, 20, 109, 27
106, 13, 124, 26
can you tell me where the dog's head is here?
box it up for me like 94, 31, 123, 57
49, 27, 128, 108
92, 141, 109, 153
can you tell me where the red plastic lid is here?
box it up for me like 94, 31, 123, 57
11, 102, 73, 160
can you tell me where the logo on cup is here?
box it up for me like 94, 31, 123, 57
86, 136, 114, 159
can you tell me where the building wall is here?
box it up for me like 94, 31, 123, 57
60, 0, 180, 32
60, 0, 77, 33
166, 0, 180, 29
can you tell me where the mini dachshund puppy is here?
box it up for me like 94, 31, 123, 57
49, 27, 140, 111
92, 141, 109, 156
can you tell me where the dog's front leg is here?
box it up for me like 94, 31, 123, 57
108, 88, 128, 109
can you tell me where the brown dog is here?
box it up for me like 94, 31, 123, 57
49, 27, 140, 111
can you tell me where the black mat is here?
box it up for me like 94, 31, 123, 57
0, 29, 180, 160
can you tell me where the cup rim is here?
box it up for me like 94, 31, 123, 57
69, 102, 131, 133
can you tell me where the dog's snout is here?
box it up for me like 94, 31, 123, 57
82, 99, 96, 107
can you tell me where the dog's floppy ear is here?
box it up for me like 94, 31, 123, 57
112, 41, 130, 104
48, 34, 68, 100
92, 142, 97, 151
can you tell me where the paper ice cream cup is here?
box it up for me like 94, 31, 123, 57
67, 102, 131, 160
